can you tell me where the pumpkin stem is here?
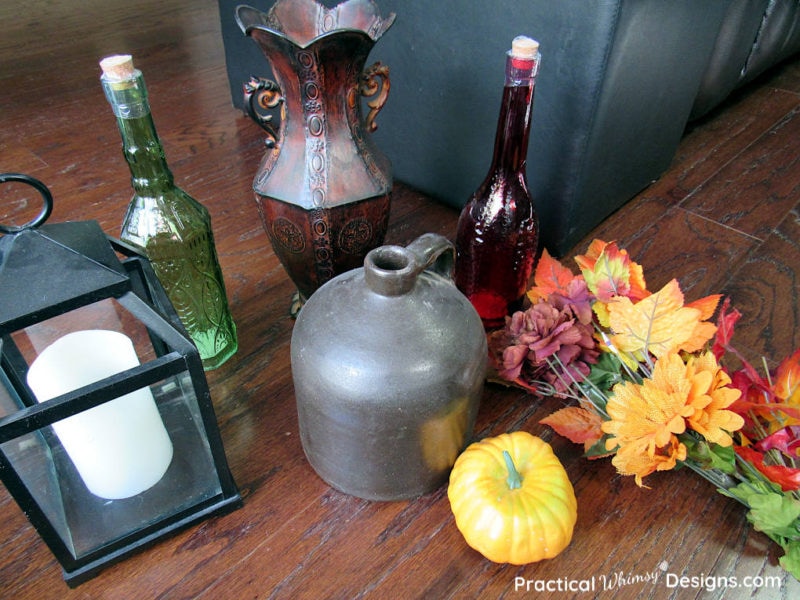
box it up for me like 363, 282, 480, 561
502, 450, 523, 489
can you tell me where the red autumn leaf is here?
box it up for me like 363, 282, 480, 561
735, 445, 800, 492
729, 355, 773, 407
731, 400, 800, 422
541, 406, 604, 452
729, 362, 800, 435
712, 297, 741, 360
755, 426, 800, 457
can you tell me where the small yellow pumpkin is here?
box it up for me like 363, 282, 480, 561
447, 431, 577, 564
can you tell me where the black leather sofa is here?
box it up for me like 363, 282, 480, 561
218, 0, 800, 256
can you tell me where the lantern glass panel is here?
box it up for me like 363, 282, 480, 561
0, 297, 224, 562
8, 298, 157, 365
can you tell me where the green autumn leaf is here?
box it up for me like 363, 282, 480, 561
719, 481, 778, 509
586, 352, 625, 392
746, 491, 800, 539
780, 539, 800, 581
684, 437, 737, 474
585, 434, 615, 458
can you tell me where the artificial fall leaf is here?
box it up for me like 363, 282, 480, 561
730, 354, 774, 406
756, 426, 800, 458
578, 242, 630, 302
526, 249, 577, 304
729, 361, 800, 433
686, 294, 723, 321
540, 406, 604, 452
573, 239, 608, 271
606, 279, 703, 358
681, 321, 719, 354
575, 240, 647, 303
745, 490, 800, 538
680, 294, 722, 354
730, 399, 800, 433
736, 445, 800, 492
712, 297, 742, 360
775, 349, 800, 405
779, 540, 800, 581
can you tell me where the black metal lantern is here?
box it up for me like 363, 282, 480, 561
0, 174, 241, 586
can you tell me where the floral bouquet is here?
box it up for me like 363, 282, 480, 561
488, 239, 800, 578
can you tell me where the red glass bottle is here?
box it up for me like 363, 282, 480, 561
455, 36, 541, 329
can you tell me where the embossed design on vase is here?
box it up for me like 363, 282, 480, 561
237, 0, 395, 306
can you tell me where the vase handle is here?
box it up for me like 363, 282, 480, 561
359, 62, 390, 133
243, 76, 284, 148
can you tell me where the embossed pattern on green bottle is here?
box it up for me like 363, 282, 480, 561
130, 212, 238, 370
102, 55, 237, 369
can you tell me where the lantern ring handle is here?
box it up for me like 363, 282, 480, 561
0, 173, 54, 234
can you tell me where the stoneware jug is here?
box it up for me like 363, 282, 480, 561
236, 0, 395, 312
290, 233, 487, 500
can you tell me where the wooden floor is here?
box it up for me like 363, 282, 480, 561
2, 1, 800, 598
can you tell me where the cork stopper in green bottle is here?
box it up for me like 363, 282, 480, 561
99, 54, 136, 82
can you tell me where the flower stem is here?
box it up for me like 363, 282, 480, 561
683, 459, 738, 491
503, 450, 523, 489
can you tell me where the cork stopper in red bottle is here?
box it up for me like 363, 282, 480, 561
509, 36, 539, 70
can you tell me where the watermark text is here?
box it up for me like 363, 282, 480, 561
513, 563, 783, 594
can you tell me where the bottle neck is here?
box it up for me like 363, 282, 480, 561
489, 52, 539, 174
101, 71, 174, 192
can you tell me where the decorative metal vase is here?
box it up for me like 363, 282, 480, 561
236, 0, 395, 310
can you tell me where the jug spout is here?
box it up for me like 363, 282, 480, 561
363, 234, 455, 297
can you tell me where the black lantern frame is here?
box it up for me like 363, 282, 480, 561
0, 174, 241, 586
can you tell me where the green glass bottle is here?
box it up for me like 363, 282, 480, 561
100, 54, 237, 370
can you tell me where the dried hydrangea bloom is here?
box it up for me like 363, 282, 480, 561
489, 299, 598, 393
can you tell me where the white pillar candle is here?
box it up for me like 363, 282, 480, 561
26, 330, 174, 499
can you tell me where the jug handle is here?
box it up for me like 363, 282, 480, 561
406, 233, 455, 281
243, 76, 284, 148
359, 62, 390, 133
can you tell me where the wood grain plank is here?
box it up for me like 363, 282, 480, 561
721, 205, 800, 368
680, 107, 800, 241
